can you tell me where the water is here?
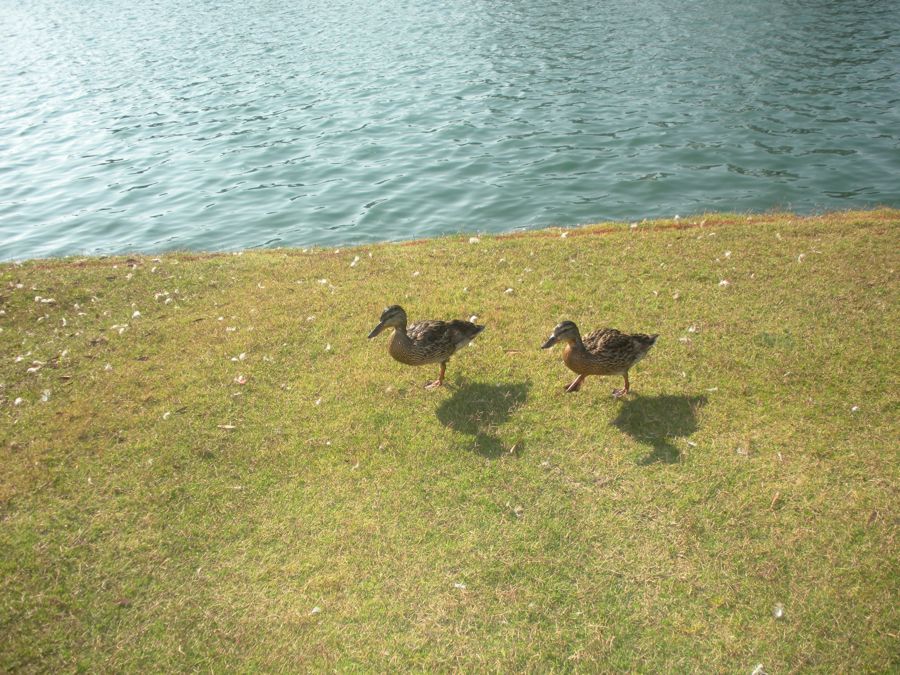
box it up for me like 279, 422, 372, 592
1, 0, 898, 261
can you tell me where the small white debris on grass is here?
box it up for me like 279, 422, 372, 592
325, 343, 332, 351
851, 405, 860, 412
724, 250, 732, 258
687, 325, 698, 333
162, 411, 171, 420
468, 236, 480, 244
560, 231, 569, 238
629, 222, 638, 229
132, 310, 141, 319
310, 607, 322, 615
315, 398, 322, 406
504, 288, 514, 294
317, 278, 328, 285
797, 253, 806, 263
412, 271, 420, 277
104, 363, 113, 372
14, 397, 24, 406
349, 255, 360, 267
453, 582, 467, 590
469, 315, 478, 323
772, 603, 785, 620
234, 375, 248, 385
718, 279, 731, 287
751, 665, 767, 675
41, 390, 51, 402
687, 441, 697, 447
706, 387, 718, 392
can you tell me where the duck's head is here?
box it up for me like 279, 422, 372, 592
541, 320, 580, 349
368, 304, 407, 338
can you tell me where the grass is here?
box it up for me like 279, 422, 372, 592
1, 210, 898, 672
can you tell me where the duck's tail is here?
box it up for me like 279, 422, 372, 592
635, 333, 659, 350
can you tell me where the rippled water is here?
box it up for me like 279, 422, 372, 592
1, 0, 898, 260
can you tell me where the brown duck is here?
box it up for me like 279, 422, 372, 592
368, 305, 485, 389
541, 320, 658, 397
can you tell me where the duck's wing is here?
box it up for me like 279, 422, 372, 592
582, 327, 628, 353
446, 319, 486, 346
583, 328, 657, 364
407, 320, 450, 342
406, 319, 485, 359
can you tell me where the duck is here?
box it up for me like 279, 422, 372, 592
541, 320, 658, 397
368, 305, 485, 389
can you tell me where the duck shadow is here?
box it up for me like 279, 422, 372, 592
612, 394, 707, 465
436, 381, 530, 458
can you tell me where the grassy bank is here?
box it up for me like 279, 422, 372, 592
1, 210, 898, 671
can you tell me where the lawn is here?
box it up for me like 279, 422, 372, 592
1, 210, 898, 671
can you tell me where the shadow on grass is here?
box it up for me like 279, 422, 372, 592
612, 393, 707, 465
436, 381, 530, 458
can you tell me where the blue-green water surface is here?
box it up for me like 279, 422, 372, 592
1, 0, 899, 260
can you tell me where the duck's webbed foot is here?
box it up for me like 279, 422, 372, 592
612, 372, 630, 399
425, 362, 447, 390
565, 375, 586, 393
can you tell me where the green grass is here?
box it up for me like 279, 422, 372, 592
1, 210, 898, 671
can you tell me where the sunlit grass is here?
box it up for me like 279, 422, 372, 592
1, 210, 898, 671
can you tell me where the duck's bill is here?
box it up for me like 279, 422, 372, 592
541, 335, 558, 349
368, 321, 386, 339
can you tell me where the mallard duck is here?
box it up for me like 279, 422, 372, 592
541, 320, 658, 397
368, 305, 485, 389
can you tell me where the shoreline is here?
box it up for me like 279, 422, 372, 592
3, 207, 898, 268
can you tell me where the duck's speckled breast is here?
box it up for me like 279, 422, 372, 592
388, 330, 437, 365
563, 343, 625, 376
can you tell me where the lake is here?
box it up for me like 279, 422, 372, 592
1, 0, 898, 260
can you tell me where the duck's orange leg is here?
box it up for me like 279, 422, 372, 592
425, 361, 447, 390
565, 374, 586, 393
613, 371, 630, 398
